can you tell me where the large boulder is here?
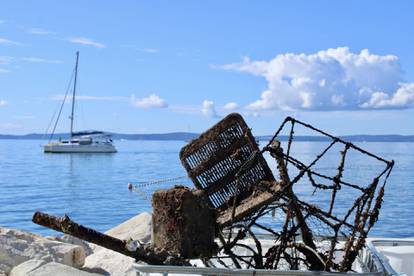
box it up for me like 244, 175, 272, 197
48, 235, 94, 256
83, 212, 152, 276
105, 211, 152, 242
10, 261, 102, 276
0, 227, 85, 274
82, 250, 135, 276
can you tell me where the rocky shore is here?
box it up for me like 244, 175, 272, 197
0, 212, 152, 276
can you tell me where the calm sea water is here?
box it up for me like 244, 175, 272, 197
0, 139, 413, 237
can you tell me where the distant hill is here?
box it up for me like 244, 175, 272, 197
257, 134, 414, 142
111, 132, 200, 141
0, 132, 413, 142
0, 132, 200, 141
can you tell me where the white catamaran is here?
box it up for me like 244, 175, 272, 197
44, 52, 117, 153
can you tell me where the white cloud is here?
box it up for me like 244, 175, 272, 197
1, 56, 61, 65
0, 100, 7, 106
12, 115, 35, 120
0, 56, 13, 65
67, 37, 106, 48
52, 95, 126, 101
201, 100, 218, 118
27, 28, 56, 35
130, 94, 168, 108
361, 83, 414, 109
21, 57, 62, 64
120, 44, 135, 48
0, 37, 21, 46
224, 102, 238, 110
120, 45, 159, 53
219, 47, 414, 111
169, 105, 199, 115
136, 48, 159, 53
0, 68, 9, 74
0, 123, 22, 130
243, 111, 260, 118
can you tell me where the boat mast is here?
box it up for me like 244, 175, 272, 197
70, 51, 79, 139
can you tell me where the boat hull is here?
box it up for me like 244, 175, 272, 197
44, 143, 117, 153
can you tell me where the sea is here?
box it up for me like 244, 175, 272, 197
0, 139, 413, 237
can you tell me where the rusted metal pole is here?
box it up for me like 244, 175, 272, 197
270, 141, 316, 248
269, 141, 325, 270
32, 211, 187, 265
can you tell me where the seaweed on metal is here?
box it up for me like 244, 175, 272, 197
181, 113, 394, 272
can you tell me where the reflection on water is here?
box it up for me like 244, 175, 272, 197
0, 140, 413, 237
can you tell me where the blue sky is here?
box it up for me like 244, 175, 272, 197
0, 1, 413, 135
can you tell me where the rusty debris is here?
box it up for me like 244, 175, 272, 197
179, 113, 394, 271
32, 211, 189, 265
32, 113, 394, 272
152, 186, 217, 259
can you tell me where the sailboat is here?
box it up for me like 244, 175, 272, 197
43, 52, 117, 153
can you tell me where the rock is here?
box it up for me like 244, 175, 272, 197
48, 235, 94, 256
1, 213, 152, 275
0, 227, 85, 274
83, 249, 133, 276
0, 267, 7, 276
105, 212, 152, 243
10, 261, 102, 276
9, 259, 47, 276
0, 263, 10, 276
83, 212, 152, 275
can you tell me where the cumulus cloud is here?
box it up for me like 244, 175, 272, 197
360, 83, 414, 108
68, 37, 106, 48
0, 100, 8, 106
201, 100, 218, 118
224, 102, 239, 110
219, 47, 414, 111
131, 94, 168, 108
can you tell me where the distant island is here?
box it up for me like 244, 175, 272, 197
0, 132, 413, 142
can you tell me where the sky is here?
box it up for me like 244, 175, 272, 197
0, 1, 413, 136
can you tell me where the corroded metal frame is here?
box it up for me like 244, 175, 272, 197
180, 113, 276, 210
180, 114, 394, 272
